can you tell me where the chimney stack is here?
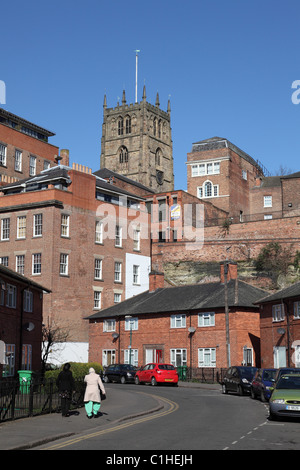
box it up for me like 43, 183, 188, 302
149, 270, 164, 292
60, 149, 69, 167
220, 261, 238, 284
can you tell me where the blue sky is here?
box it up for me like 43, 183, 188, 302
1, 0, 300, 189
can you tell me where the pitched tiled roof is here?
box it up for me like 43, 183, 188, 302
254, 282, 300, 304
86, 280, 267, 320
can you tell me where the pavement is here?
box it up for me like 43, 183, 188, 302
0, 381, 221, 451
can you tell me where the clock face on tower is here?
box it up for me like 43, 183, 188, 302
156, 170, 164, 185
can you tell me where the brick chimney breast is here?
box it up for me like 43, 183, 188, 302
149, 270, 165, 292
220, 261, 238, 283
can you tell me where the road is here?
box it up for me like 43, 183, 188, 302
36, 383, 300, 452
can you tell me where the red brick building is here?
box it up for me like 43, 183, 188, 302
0, 264, 50, 376
255, 283, 300, 369
0, 164, 151, 364
87, 263, 267, 370
0, 107, 60, 184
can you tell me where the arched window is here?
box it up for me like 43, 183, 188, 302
118, 117, 123, 136
125, 116, 131, 134
153, 118, 157, 136
155, 148, 162, 166
119, 146, 128, 164
204, 181, 212, 198
158, 120, 162, 139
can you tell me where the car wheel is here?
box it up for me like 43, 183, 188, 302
120, 376, 126, 384
237, 385, 243, 396
222, 384, 228, 394
151, 376, 157, 386
103, 376, 110, 383
260, 390, 266, 402
135, 376, 140, 385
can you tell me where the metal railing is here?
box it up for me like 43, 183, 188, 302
0, 377, 85, 423
177, 367, 227, 384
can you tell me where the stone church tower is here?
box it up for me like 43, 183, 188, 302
100, 86, 174, 192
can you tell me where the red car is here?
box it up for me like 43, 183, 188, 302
135, 363, 178, 386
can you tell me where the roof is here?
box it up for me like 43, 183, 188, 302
94, 168, 155, 194
254, 281, 300, 304
86, 280, 267, 320
0, 264, 51, 293
0, 107, 55, 137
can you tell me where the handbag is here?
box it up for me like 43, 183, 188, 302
100, 390, 106, 400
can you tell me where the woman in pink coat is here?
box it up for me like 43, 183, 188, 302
84, 368, 106, 418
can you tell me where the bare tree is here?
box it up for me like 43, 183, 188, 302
41, 322, 70, 375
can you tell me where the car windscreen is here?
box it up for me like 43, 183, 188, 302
262, 370, 277, 381
238, 367, 257, 379
276, 376, 300, 390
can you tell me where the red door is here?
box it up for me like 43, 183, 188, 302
155, 349, 163, 363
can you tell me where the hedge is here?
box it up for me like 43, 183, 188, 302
44, 362, 103, 382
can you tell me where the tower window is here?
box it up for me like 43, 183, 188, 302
119, 146, 128, 164
155, 148, 162, 166
118, 118, 123, 136
125, 116, 131, 134
153, 118, 157, 136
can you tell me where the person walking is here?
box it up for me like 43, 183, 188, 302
56, 363, 75, 417
84, 367, 106, 418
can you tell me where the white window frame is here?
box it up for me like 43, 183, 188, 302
17, 216, 26, 239
59, 253, 69, 276
95, 220, 103, 244
29, 155, 36, 176
61, 214, 69, 237
198, 348, 216, 367
272, 304, 284, 322
1, 218, 10, 241
94, 258, 102, 280
170, 348, 187, 367
115, 225, 122, 247
33, 214, 43, 237
32, 253, 41, 275
94, 290, 101, 309
294, 301, 300, 319
133, 265, 140, 285
102, 349, 116, 367
0, 144, 7, 166
103, 319, 116, 332
264, 195, 272, 208
170, 314, 186, 328
191, 161, 220, 177
242, 169, 247, 180
114, 293, 121, 303
114, 262, 122, 282
125, 316, 138, 331
124, 349, 138, 367
198, 312, 215, 327
133, 228, 140, 251
15, 150, 22, 172
16, 254, 25, 275
264, 214, 273, 220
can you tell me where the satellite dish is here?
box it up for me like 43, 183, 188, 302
277, 328, 285, 335
188, 327, 196, 333
23, 322, 35, 332
112, 333, 119, 339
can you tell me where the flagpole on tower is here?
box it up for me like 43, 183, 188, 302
135, 50, 140, 103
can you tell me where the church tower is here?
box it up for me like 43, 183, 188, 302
100, 86, 174, 192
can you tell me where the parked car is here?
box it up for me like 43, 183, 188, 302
269, 373, 300, 420
274, 367, 300, 383
250, 368, 277, 401
102, 363, 138, 384
222, 366, 257, 395
135, 363, 178, 386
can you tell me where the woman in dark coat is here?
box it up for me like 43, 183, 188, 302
56, 363, 75, 417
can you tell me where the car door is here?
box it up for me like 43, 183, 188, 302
231, 367, 239, 392
139, 365, 149, 382
224, 368, 232, 391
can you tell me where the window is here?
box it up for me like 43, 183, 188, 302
0, 256, 8, 266
95, 221, 103, 244
32, 253, 41, 275
16, 255, 25, 275
125, 116, 131, 134
125, 316, 138, 331
197, 187, 203, 198
1, 218, 10, 240
60, 254, 69, 276
264, 214, 273, 220
114, 293, 121, 303
204, 181, 212, 197
61, 214, 69, 237
198, 348, 216, 367
294, 302, 300, 319
242, 169, 247, 180
15, 150, 22, 171
6, 284, 16, 308
94, 291, 101, 309
0, 144, 6, 166
0, 282, 5, 305
24, 289, 33, 312
124, 349, 138, 367
119, 146, 128, 164
5, 344, 15, 377
33, 214, 43, 237
94, 258, 102, 280
133, 228, 140, 251
22, 344, 32, 370
155, 148, 162, 166
103, 319, 116, 332
191, 161, 220, 177
170, 348, 187, 367
158, 200, 166, 222
198, 312, 215, 327
133, 265, 140, 285
114, 262, 122, 282
29, 156, 36, 176
17, 216, 26, 239
197, 181, 218, 199
102, 349, 116, 367
272, 304, 284, 322
264, 196, 272, 208
118, 117, 123, 136
44, 160, 50, 170
115, 226, 122, 247
170, 314, 186, 328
